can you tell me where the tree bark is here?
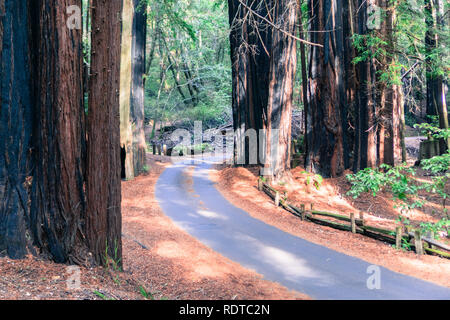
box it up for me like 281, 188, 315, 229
130, 0, 147, 176
352, 0, 378, 171
228, 0, 271, 168
229, 0, 297, 181
87, 0, 123, 266
28, 0, 88, 264
263, 0, 298, 180
306, 0, 347, 177
297, 0, 309, 153
120, 0, 135, 180
379, 1, 407, 165
0, 0, 33, 259
425, 0, 449, 152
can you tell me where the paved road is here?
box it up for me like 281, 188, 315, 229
155, 157, 450, 300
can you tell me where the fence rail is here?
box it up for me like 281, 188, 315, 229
257, 178, 450, 259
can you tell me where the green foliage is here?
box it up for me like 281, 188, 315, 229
419, 218, 450, 240
145, 0, 231, 131
138, 285, 154, 300
352, 34, 388, 65
103, 239, 122, 285
93, 291, 116, 300
414, 119, 450, 143
346, 164, 425, 213
301, 171, 323, 190
421, 151, 450, 211
172, 142, 212, 156
421, 151, 450, 174
138, 285, 169, 300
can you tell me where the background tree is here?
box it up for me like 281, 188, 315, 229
305, 0, 348, 177
424, 0, 449, 153
130, 0, 148, 176
86, 0, 123, 265
228, 0, 302, 180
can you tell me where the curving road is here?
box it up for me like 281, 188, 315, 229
155, 157, 450, 300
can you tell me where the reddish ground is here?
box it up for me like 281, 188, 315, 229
0, 155, 307, 300
211, 165, 450, 288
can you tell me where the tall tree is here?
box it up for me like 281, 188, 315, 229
305, 0, 348, 177
28, 0, 88, 263
263, 0, 298, 180
425, 0, 449, 153
0, 0, 33, 259
120, 0, 135, 179
229, 0, 298, 181
120, 0, 147, 180
228, 0, 271, 169
130, 0, 148, 176
1, 0, 91, 263
378, 0, 407, 166
87, 0, 123, 265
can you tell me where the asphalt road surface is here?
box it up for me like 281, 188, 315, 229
155, 157, 450, 300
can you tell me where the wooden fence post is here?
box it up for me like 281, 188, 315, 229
258, 178, 263, 191
274, 192, 280, 207
359, 212, 365, 226
414, 230, 424, 256
395, 226, 402, 249
301, 204, 306, 221
350, 213, 356, 234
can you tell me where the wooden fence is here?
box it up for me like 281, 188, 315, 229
257, 178, 450, 259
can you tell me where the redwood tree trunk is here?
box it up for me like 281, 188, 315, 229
263, 0, 297, 180
306, 0, 347, 177
130, 0, 147, 176
87, 0, 123, 265
228, 0, 297, 181
352, 0, 378, 171
0, 0, 33, 259
28, 0, 88, 264
120, 0, 147, 180
425, 0, 449, 153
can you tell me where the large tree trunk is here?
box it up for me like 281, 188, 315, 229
28, 0, 88, 264
120, 0, 135, 180
120, 0, 147, 180
1, 0, 90, 263
352, 0, 378, 171
425, 0, 449, 153
228, 0, 271, 167
425, 0, 438, 118
130, 0, 147, 176
306, 0, 347, 177
297, 0, 309, 155
0, 0, 33, 259
263, 0, 297, 180
379, 1, 406, 165
87, 0, 123, 266
228, 0, 297, 181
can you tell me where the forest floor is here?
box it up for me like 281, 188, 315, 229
0, 154, 306, 300
211, 164, 450, 288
